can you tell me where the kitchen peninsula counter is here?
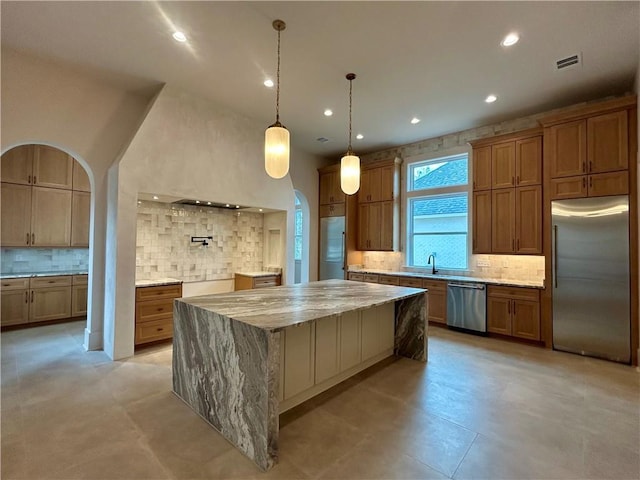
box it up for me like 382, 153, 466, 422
172, 279, 427, 470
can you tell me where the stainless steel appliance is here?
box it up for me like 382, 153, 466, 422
552, 195, 630, 363
319, 216, 345, 280
447, 282, 487, 332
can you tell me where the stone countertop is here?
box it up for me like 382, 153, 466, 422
135, 278, 183, 287
348, 268, 545, 289
235, 272, 281, 278
177, 279, 425, 331
0, 271, 88, 279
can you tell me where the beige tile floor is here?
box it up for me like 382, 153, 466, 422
2, 320, 639, 479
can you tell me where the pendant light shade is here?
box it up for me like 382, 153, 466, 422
340, 73, 360, 195
265, 19, 290, 179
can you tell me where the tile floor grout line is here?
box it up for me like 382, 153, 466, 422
450, 432, 479, 479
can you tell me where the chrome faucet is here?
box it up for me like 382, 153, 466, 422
427, 254, 438, 275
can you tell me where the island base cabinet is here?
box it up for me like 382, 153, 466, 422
280, 303, 396, 412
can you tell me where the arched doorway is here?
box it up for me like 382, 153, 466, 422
0, 144, 93, 343
294, 190, 310, 283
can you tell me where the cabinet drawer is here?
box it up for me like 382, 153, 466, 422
135, 318, 173, 344
136, 298, 175, 323
1, 278, 30, 290
30, 275, 72, 288
254, 276, 280, 288
363, 274, 379, 283
136, 284, 182, 301
398, 277, 422, 288
72, 274, 88, 285
423, 280, 447, 292
488, 285, 539, 302
378, 275, 399, 286
348, 273, 364, 282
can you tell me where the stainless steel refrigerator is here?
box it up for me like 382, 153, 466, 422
319, 216, 346, 280
552, 195, 630, 363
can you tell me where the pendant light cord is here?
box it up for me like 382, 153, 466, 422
348, 77, 353, 153
275, 27, 281, 123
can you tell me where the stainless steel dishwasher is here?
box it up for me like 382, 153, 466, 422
446, 282, 487, 332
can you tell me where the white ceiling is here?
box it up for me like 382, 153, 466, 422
2, 1, 639, 160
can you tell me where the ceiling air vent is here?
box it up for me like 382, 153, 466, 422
316, 137, 330, 143
556, 53, 581, 71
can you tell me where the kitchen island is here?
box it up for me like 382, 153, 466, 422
172, 279, 427, 470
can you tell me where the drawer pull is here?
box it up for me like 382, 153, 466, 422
28, 175, 32, 184
157, 328, 164, 332
48, 280, 55, 283
33, 176, 37, 184
157, 307, 164, 312
26, 233, 30, 245
32, 233, 35, 245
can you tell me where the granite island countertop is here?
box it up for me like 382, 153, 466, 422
1, 271, 88, 279
178, 278, 425, 331
348, 268, 545, 289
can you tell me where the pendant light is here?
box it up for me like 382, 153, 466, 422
265, 19, 290, 179
341, 73, 360, 195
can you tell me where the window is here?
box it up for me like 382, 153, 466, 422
406, 153, 469, 270
294, 195, 302, 261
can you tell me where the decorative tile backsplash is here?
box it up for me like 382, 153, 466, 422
1, 248, 89, 274
136, 201, 264, 282
359, 251, 544, 282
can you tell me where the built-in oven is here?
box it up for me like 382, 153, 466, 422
446, 282, 487, 332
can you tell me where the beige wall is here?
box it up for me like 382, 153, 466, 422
1, 48, 152, 352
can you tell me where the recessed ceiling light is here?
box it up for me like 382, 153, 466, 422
485, 94, 498, 103
137, 201, 142, 205
356, 134, 364, 140
152, 195, 159, 200
172, 31, 187, 43
235, 205, 240, 209
263, 79, 274, 88
501, 33, 519, 47
195, 200, 200, 204
207, 201, 212, 205
410, 117, 421, 125
225, 204, 230, 207
259, 208, 263, 212
324, 109, 333, 117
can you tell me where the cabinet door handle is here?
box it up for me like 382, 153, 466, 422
588, 161, 592, 173
582, 161, 586, 173
31, 291, 34, 303
31, 233, 35, 245
33, 176, 37, 184
512, 301, 516, 315
516, 175, 520, 185
473, 180, 476, 189
512, 176, 515, 186
589, 177, 592, 189
25, 291, 28, 303
26, 233, 30, 245
507, 301, 511, 314
516, 238, 520, 251
28, 175, 32, 184
511, 238, 514, 251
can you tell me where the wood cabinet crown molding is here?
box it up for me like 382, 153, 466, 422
538, 95, 636, 127
468, 127, 542, 148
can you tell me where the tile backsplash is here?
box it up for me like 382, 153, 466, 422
359, 251, 544, 282
136, 201, 264, 282
1, 248, 89, 274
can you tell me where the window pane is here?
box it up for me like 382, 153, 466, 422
411, 233, 467, 269
295, 209, 302, 236
410, 155, 468, 191
294, 236, 302, 260
409, 193, 468, 269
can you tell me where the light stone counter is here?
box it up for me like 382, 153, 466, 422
172, 279, 427, 471
1, 271, 88, 279
349, 268, 545, 289
135, 277, 182, 287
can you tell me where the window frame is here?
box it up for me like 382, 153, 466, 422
404, 147, 472, 271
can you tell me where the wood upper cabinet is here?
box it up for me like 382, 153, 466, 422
31, 187, 72, 247
71, 191, 91, 247
72, 160, 91, 192
487, 286, 540, 341
1, 183, 32, 246
33, 146, 73, 189
359, 165, 395, 203
379, 201, 395, 251
515, 186, 542, 254
491, 188, 515, 253
491, 142, 516, 188
587, 110, 628, 174
472, 146, 491, 191
515, 136, 542, 186
1, 145, 34, 185
546, 120, 587, 178
472, 190, 492, 254
358, 202, 381, 250
319, 170, 345, 205
588, 170, 629, 197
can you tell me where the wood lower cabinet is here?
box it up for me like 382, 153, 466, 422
71, 275, 88, 317
234, 273, 281, 291
135, 283, 182, 346
423, 279, 447, 324
1, 279, 30, 327
30, 286, 72, 323
487, 286, 540, 341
